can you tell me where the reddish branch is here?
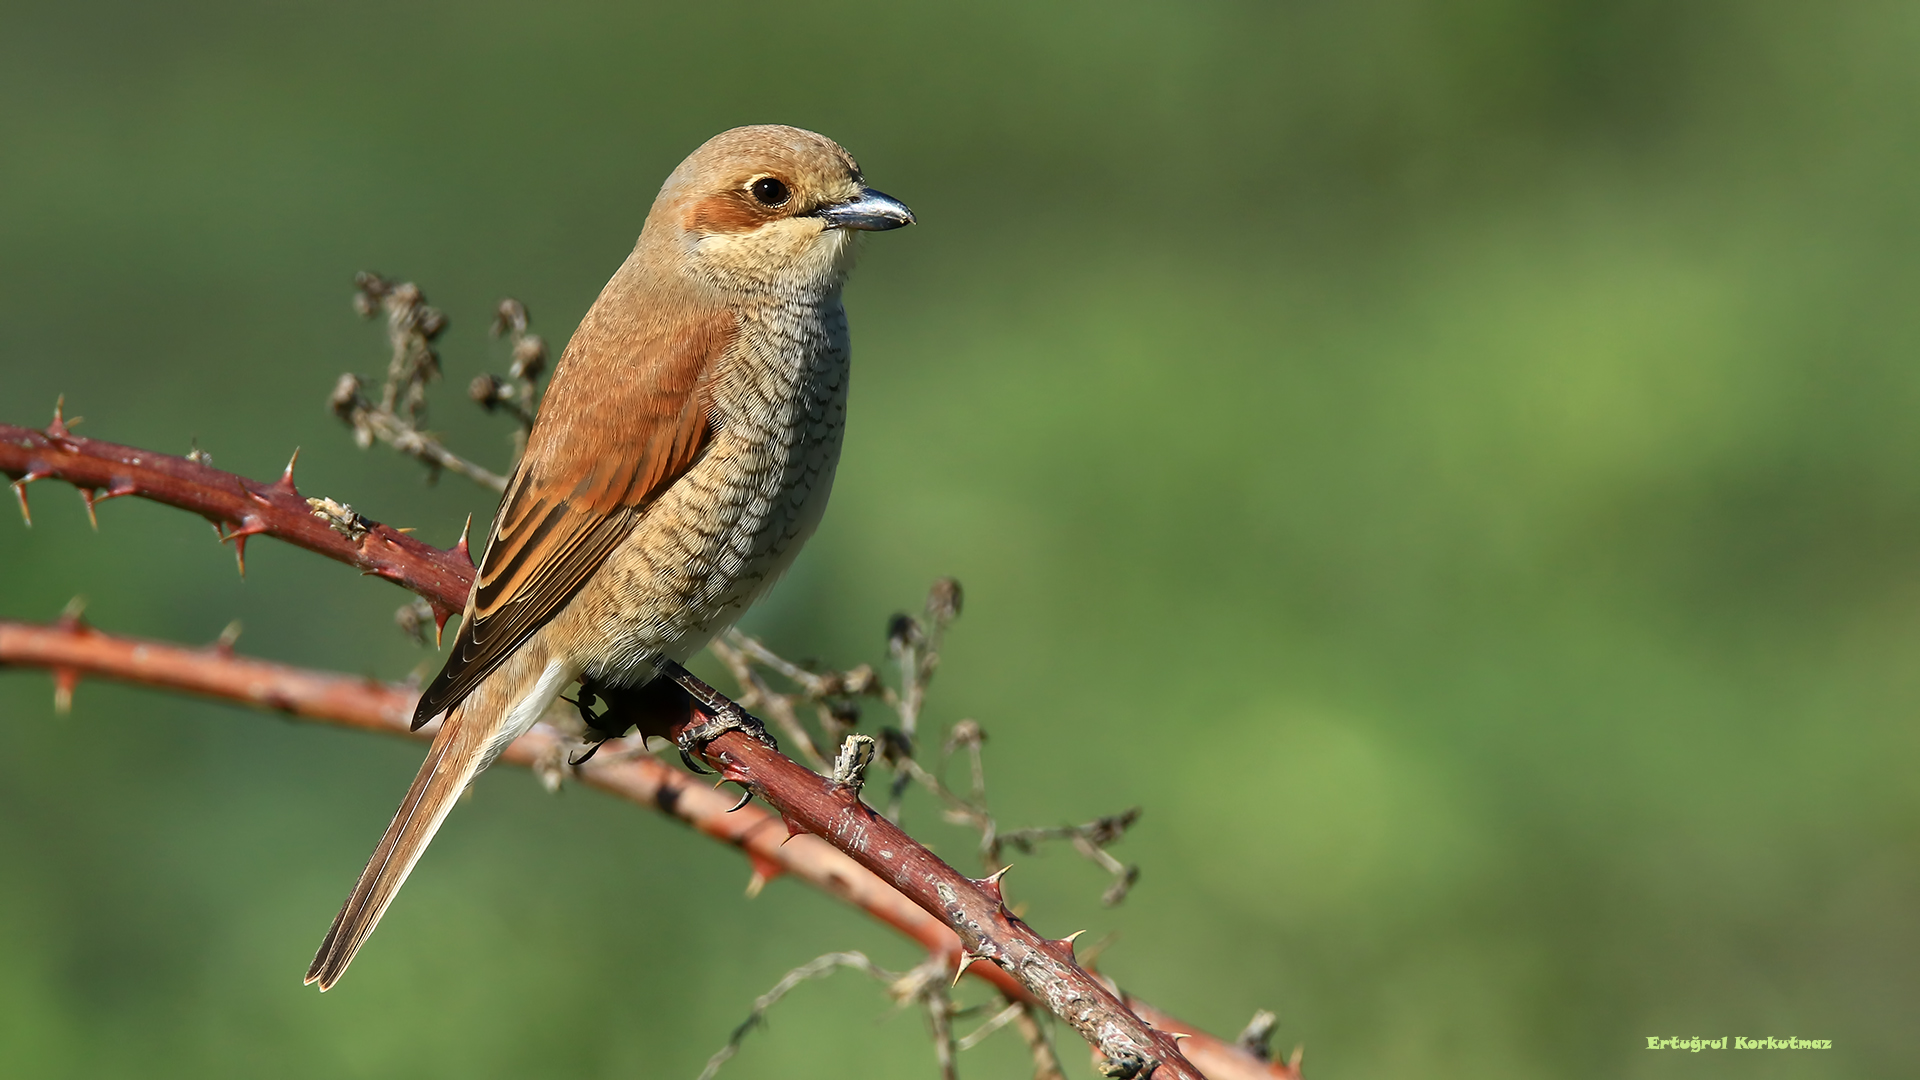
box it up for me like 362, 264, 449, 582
1, 414, 474, 630
0, 416, 1298, 1080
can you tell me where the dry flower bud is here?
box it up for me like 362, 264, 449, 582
328, 373, 363, 418
469, 373, 505, 407
926, 577, 963, 624
886, 613, 922, 655
490, 298, 529, 338
510, 334, 548, 381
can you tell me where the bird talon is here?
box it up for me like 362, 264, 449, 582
568, 740, 604, 767
673, 700, 777, 776
725, 788, 754, 813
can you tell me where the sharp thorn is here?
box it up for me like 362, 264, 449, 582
214, 620, 243, 655
79, 488, 98, 530
56, 596, 88, 631
12, 480, 33, 527
453, 514, 475, 566
47, 395, 72, 440
744, 870, 769, 899
952, 951, 982, 987
432, 605, 452, 648
271, 447, 301, 495
1059, 929, 1087, 953
52, 667, 78, 715
974, 864, 1012, 902
233, 534, 249, 578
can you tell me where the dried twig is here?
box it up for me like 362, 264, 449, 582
713, 601, 1143, 904
695, 951, 895, 1080
1015, 1001, 1070, 1080
327, 273, 511, 492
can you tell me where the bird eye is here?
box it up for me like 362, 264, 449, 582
750, 176, 790, 207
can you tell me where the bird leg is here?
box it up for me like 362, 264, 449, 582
659, 659, 779, 774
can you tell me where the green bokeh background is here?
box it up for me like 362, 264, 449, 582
4, 2, 1917, 1077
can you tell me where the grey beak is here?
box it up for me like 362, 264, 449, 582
816, 187, 915, 231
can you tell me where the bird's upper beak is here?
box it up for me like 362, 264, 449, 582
815, 187, 915, 231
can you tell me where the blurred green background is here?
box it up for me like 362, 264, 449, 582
3, 1, 1917, 1077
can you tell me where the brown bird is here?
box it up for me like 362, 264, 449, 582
305, 125, 913, 991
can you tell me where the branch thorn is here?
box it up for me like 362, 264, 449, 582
77, 488, 100, 530
213, 619, 243, 656
744, 854, 782, 898
51, 667, 80, 715
951, 950, 986, 987
269, 447, 301, 496
453, 514, 474, 566
12, 481, 33, 527
973, 864, 1012, 903
45, 395, 79, 444
221, 518, 270, 578
56, 596, 88, 632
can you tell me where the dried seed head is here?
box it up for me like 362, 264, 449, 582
328, 373, 364, 418
877, 726, 913, 764
840, 663, 879, 696
886, 613, 922, 655
510, 334, 548, 381
490, 298, 529, 338
415, 305, 447, 339
469, 373, 506, 407
926, 577, 963, 624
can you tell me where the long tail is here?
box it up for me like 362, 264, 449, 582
304, 654, 570, 991
304, 701, 493, 991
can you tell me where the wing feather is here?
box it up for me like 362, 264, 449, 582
411, 304, 735, 728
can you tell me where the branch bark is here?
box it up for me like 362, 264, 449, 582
1, 415, 1296, 1079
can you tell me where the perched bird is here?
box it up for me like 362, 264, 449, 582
306, 125, 913, 990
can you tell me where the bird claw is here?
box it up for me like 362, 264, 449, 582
674, 700, 777, 775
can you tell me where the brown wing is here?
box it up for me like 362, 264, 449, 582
412, 305, 736, 728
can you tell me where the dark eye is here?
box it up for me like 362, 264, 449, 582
750, 176, 790, 207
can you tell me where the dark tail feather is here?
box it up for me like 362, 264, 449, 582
305, 706, 490, 991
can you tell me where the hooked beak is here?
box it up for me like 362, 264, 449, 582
815, 187, 915, 231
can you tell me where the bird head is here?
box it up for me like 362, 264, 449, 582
645, 125, 914, 294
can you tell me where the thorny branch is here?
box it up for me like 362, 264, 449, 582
710, 602, 1144, 906
0, 613, 1298, 1080
0, 415, 1205, 1077
0, 276, 1294, 1078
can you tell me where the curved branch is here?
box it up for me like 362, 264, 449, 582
0, 616, 1296, 1080
0, 415, 1292, 1078
1, 416, 476, 628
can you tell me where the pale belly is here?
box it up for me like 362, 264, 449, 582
557, 303, 850, 686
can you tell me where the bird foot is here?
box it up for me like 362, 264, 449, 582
674, 701, 777, 774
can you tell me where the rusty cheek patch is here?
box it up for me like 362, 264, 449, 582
685, 193, 776, 235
